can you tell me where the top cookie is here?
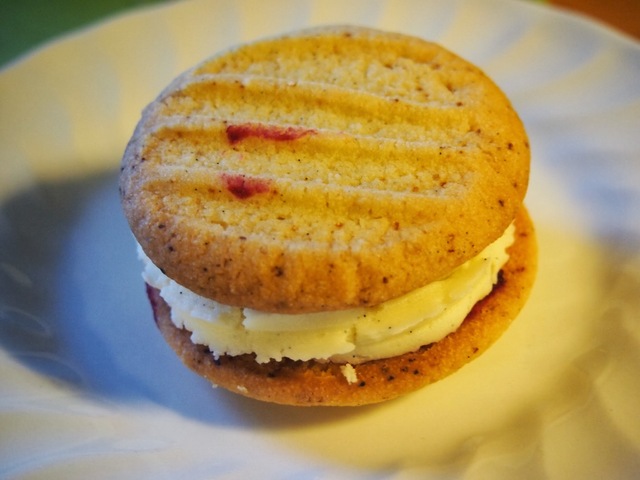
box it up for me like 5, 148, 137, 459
120, 26, 530, 313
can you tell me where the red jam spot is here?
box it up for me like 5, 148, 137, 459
226, 123, 315, 144
221, 173, 271, 199
145, 283, 162, 325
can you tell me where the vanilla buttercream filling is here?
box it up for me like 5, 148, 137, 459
140, 224, 514, 364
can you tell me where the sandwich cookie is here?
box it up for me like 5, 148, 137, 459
120, 26, 536, 406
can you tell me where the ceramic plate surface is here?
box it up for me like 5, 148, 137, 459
1, 0, 639, 478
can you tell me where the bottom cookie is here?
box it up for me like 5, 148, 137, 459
148, 207, 537, 407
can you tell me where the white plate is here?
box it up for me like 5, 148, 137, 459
1, 0, 639, 478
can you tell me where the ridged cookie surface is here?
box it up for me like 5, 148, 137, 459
120, 26, 530, 313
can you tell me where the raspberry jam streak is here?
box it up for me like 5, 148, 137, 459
226, 123, 315, 144
220, 173, 271, 199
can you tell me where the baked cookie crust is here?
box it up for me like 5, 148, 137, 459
120, 26, 531, 313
